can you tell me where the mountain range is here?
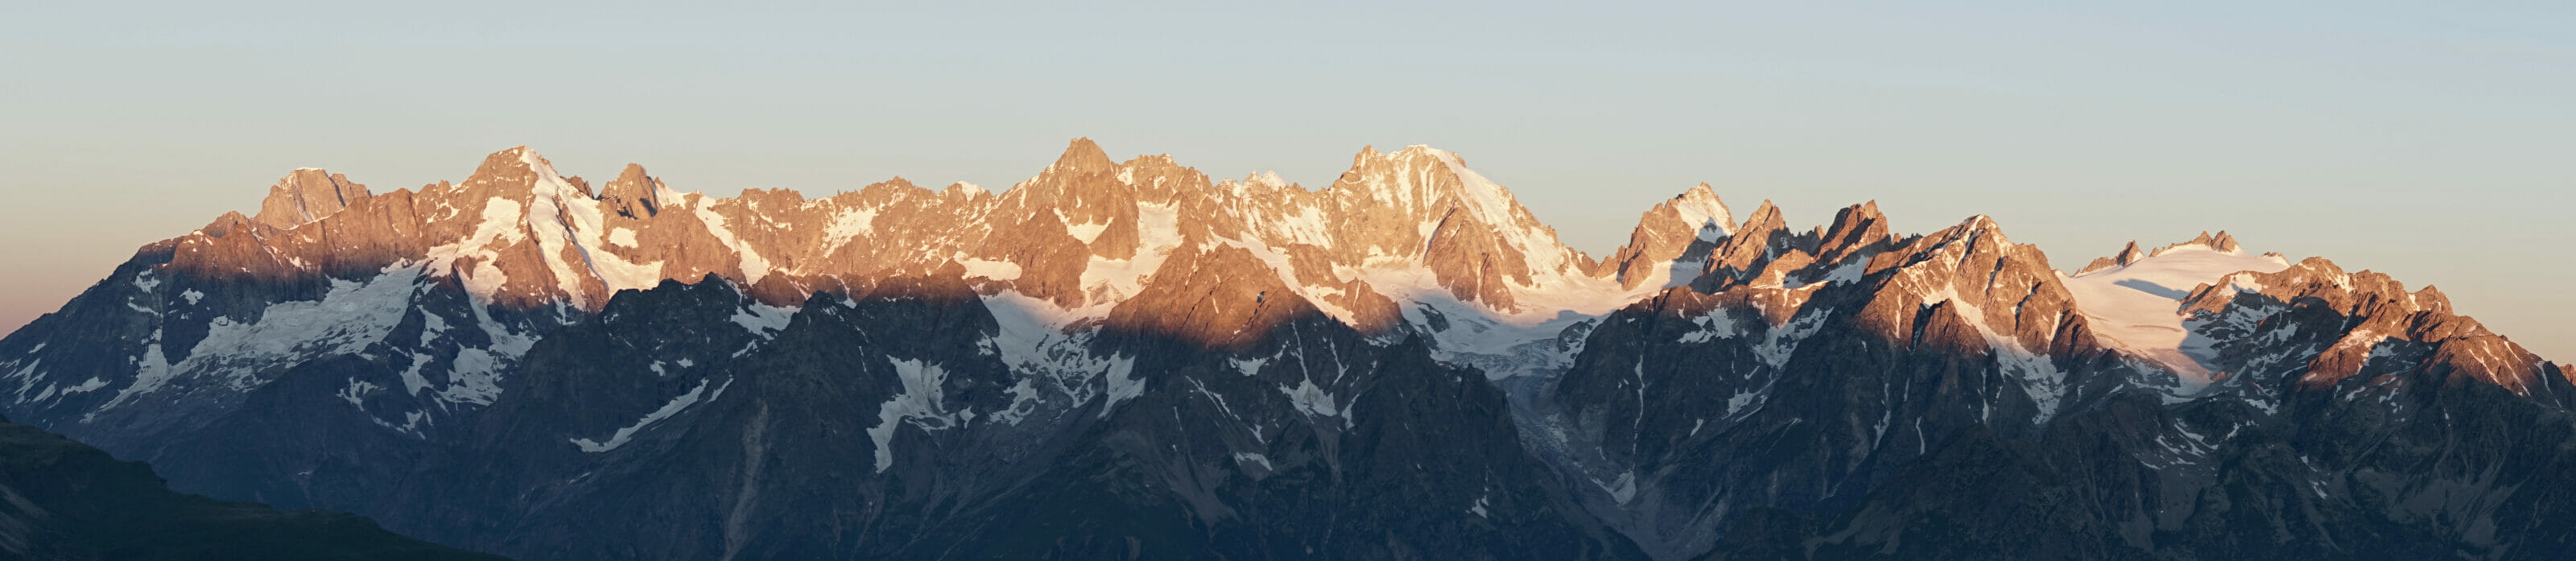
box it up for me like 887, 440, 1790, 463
3, 138, 2571, 560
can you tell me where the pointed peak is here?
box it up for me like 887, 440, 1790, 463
2291, 255, 2343, 272
1825, 201, 1887, 233
1841, 200, 1888, 221
2076, 257, 2120, 276
846, 176, 921, 200
457, 144, 609, 203
253, 167, 371, 229
1740, 200, 1785, 232
942, 182, 990, 200
1049, 137, 1117, 175
600, 163, 663, 217
1938, 214, 2014, 247
469, 146, 544, 176
1673, 183, 1728, 212
1664, 184, 1727, 207
2149, 230, 2243, 257
486, 145, 548, 168
1115, 153, 1191, 181
605, 163, 653, 194
1333, 144, 1471, 184
1360, 144, 1466, 169
200, 210, 258, 237
2413, 284, 2455, 314
1666, 184, 1733, 234
2077, 239, 2148, 275
1814, 200, 1895, 264
279, 167, 335, 180
1121, 153, 1178, 166
1238, 171, 1291, 190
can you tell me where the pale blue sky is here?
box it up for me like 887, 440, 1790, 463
4, 2, 2570, 360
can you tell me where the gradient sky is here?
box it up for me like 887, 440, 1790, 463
4, 2, 2570, 361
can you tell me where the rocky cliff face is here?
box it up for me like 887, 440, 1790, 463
2, 139, 2570, 560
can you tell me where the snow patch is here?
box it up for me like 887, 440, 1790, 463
1076, 202, 1183, 310
1600, 471, 1639, 505
99, 266, 424, 412
1752, 309, 1832, 369
1925, 288, 2070, 423
1232, 452, 1274, 471
979, 291, 1146, 422
1064, 221, 1110, 244
691, 196, 775, 286
1678, 310, 1742, 344
570, 377, 726, 453
989, 378, 1042, 426
731, 303, 795, 336
60, 377, 107, 394
823, 205, 881, 250
518, 151, 639, 304
338, 379, 379, 408
398, 353, 433, 396
956, 258, 1023, 281
1278, 378, 1340, 418
1099, 356, 1144, 418
1790, 261, 1866, 290
1725, 388, 1763, 417
425, 197, 529, 303
1230, 356, 1269, 377
868, 358, 971, 472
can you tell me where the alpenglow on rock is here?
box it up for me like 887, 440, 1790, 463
3, 139, 2573, 561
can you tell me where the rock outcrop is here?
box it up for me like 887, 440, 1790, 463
254, 168, 373, 229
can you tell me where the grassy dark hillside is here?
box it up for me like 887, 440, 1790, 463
0, 415, 504, 561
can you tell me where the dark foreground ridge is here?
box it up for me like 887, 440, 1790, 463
0, 415, 506, 560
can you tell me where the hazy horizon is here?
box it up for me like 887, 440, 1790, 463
4, 2, 2569, 361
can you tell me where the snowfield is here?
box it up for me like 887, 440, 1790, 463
2061, 245, 2291, 386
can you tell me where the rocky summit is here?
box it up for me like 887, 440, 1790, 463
2, 139, 2571, 560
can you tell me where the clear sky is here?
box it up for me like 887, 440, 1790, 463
4, 2, 2570, 361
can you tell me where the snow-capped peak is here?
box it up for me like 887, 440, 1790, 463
1674, 184, 1734, 241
